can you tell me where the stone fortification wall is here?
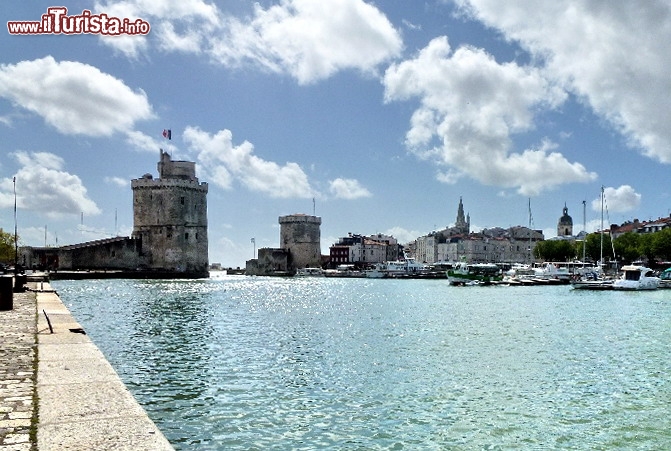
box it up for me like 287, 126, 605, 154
130, 151, 209, 277
280, 214, 322, 269
57, 237, 143, 270
131, 180, 208, 229
245, 248, 290, 276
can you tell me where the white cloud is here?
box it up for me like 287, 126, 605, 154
384, 226, 422, 245
383, 36, 596, 196
94, 0, 219, 58
454, 0, 671, 163
591, 185, 641, 214
105, 176, 129, 188
183, 126, 315, 198
157, 21, 203, 53
212, 0, 403, 84
0, 152, 101, 218
329, 178, 372, 199
124, 130, 178, 155
0, 56, 154, 136
96, 0, 402, 84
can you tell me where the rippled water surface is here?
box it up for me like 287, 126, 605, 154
54, 275, 671, 450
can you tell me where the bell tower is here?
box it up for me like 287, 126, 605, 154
557, 203, 573, 237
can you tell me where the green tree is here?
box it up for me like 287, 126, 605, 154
584, 232, 612, 263
533, 240, 577, 262
0, 229, 17, 264
638, 233, 656, 264
613, 232, 641, 264
652, 228, 671, 262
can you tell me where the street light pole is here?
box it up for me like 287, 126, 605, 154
13, 177, 17, 274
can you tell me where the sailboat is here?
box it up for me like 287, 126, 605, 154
571, 187, 614, 290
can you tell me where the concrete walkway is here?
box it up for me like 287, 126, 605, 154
1, 280, 174, 450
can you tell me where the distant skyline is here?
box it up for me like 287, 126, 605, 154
2, 1, 671, 267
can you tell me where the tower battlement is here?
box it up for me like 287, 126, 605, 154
131, 151, 209, 276
280, 214, 322, 269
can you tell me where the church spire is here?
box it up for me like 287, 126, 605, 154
455, 197, 469, 234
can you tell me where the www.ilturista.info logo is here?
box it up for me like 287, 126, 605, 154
7, 7, 150, 35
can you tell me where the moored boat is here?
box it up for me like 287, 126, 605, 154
447, 261, 503, 286
295, 267, 325, 277
364, 258, 429, 278
570, 267, 614, 290
612, 265, 660, 290
659, 267, 671, 288
570, 277, 614, 290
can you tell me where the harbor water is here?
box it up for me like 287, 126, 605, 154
53, 275, 671, 450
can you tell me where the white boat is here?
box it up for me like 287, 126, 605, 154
570, 276, 614, 290
659, 267, 671, 288
612, 265, 660, 290
533, 263, 571, 284
324, 264, 365, 278
570, 266, 613, 290
364, 263, 387, 278
364, 258, 428, 278
295, 267, 324, 277
447, 261, 503, 286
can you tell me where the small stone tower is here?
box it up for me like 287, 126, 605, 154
279, 214, 322, 269
131, 150, 209, 276
455, 197, 470, 235
557, 203, 573, 237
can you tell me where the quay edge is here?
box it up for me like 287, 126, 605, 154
33, 281, 175, 450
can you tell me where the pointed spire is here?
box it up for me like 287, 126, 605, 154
455, 197, 469, 234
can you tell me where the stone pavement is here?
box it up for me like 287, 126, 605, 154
0, 284, 36, 451
1, 280, 174, 451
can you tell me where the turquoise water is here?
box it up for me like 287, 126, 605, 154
54, 275, 671, 450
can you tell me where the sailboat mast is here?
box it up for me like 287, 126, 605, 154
582, 200, 586, 265
600, 186, 604, 269
528, 198, 532, 265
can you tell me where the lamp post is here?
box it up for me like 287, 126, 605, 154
13, 177, 17, 274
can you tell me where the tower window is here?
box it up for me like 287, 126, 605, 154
181, 197, 185, 205
185, 232, 189, 240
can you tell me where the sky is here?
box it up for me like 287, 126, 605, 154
1, 0, 670, 268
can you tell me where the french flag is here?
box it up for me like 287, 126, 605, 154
162, 129, 171, 140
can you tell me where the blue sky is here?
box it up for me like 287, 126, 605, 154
1, 0, 670, 267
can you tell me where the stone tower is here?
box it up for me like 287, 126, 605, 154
279, 214, 322, 269
131, 150, 209, 277
455, 197, 470, 234
557, 203, 573, 237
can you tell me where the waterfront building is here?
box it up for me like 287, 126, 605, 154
410, 197, 544, 265
327, 233, 402, 267
442, 232, 541, 265
610, 215, 671, 239
349, 239, 387, 265
369, 234, 401, 261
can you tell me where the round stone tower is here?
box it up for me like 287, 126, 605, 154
131, 150, 209, 277
557, 203, 573, 237
279, 214, 322, 269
